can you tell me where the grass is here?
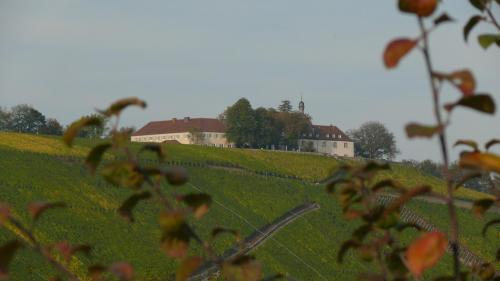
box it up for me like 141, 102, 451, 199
0, 132, 498, 280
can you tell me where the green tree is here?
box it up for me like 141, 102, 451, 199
187, 127, 205, 145
254, 107, 281, 148
9, 104, 46, 134
221, 98, 257, 147
0, 107, 12, 131
277, 111, 312, 149
348, 121, 399, 160
278, 100, 293, 112
42, 118, 64, 136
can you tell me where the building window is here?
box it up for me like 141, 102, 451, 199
344, 142, 348, 148
333, 142, 337, 148
326, 134, 329, 138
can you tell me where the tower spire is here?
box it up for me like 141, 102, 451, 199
299, 94, 305, 113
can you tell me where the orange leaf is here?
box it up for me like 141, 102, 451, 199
406, 232, 447, 277
383, 39, 417, 69
176, 256, 203, 281
110, 262, 134, 281
399, 0, 438, 17
450, 70, 476, 96
459, 152, 500, 173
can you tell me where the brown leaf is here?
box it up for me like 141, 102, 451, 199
399, 0, 438, 17
165, 167, 189, 186
101, 161, 144, 189
406, 232, 447, 277
383, 38, 417, 69
450, 70, 476, 96
485, 139, 500, 150
53, 241, 92, 262
27, 202, 66, 221
472, 198, 495, 217
99, 97, 146, 117
459, 152, 500, 173
444, 94, 496, 114
0, 240, 22, 281
110, 262, 134, 281
176, 256, 203, 281
85, 143, 112, 173
179, 193, 212, 219
454, 139, 479, 151
405, 123, 442, 138
159, 211, 192, 258
384, 186, 431, 216
88, 264, 107, 281
118, 191, 151, 222
222, 255, 262, 281
63, 116, 103, 147
0, 204, 11, 226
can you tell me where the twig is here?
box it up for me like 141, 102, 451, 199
417, 17, 461, 280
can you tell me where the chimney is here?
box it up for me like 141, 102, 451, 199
184, 117, 190, 122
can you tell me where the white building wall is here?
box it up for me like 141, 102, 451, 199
131, 132, 233, 147
298, 139, 354, 158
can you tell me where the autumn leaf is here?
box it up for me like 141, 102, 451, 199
27, 202, 66, 221
399, 0, 438, 17
159, 211, 192, 258
0, 240, 22, 281
383, 38, 417, 69
85, 143, 112, 173
454, 139, 479, 151
406, 232, 447, 277
472, 199, 495, 217
222, 256, 262, 281
459, 152, 500, 173
0, 204, 10, 226
444, 94, 496, 114
64, 116, 103, 147
99, 97, 146, 117
405, 123, 442, 138
179, 193, 212, 219
110, 262, 134, 281
176, 256, 203, 281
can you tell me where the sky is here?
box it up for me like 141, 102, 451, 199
1, 1, 499, 162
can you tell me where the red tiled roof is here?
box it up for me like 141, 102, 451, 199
132, 117, 225, 136
301, 125, 352, 141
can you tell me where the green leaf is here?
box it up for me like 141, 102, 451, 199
101, 161, 144, 189
27, 201, 66, 221
472, 198, 495, 217
63, 116, 103, 146
434, 13, 454, 26
454, 139, 479, 151
482, 218, 500, 236
464, 16, 483, 42
405, 123, 442, 139
0, 240, 22, 280
445, 94, 496, 114
85, 143, 112, 173
337, 240, 360, 263
485, 139, 500, 150
118, 191, 152, 222
100, 97, 146, 117
469, 0, 487, 11
478, 34, 500, 49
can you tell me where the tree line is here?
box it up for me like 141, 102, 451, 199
0, 104, 112, 138
220, 98, 312, 149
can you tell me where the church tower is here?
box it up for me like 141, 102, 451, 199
299, 96, 305, 113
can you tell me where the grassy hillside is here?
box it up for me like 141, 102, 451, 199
0, 132, 498, 280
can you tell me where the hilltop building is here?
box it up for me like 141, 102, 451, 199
131, 99, 354, 157
131, 117, 234, 148
297, 99, 354, 157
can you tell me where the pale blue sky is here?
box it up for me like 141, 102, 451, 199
1, 1, 499, 161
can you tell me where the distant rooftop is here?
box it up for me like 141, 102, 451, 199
132, 117, 225, 136
301, 125, 352, 141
